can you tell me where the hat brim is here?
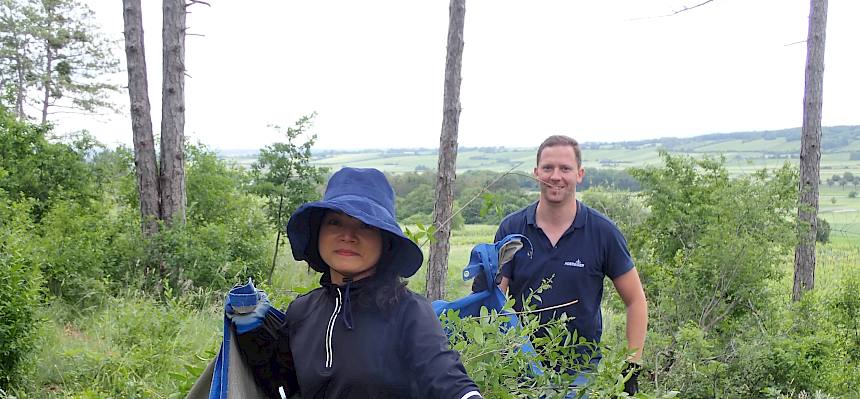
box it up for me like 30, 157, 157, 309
287, 195, 424, 278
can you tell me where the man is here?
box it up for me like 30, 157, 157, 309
475, 135, 647, 394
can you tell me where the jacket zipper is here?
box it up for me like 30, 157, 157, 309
325, 287, 342, 368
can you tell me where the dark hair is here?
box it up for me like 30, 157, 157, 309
350, 231, 408, 313
305, 209, 328, 271
536, 135, 581, 167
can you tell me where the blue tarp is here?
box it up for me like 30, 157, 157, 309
431, 234, 542, 375
186, 280, 287, 399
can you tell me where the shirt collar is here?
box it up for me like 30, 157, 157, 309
528, 200, 587, 231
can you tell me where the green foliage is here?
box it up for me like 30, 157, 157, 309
580, 188, 647, 238
144, 144, 272, 290
15, 291, 220, 398
849, 191, 858, 199
106, 143, 276, 293
403, 222, 437, 245
37, 199, 115, 308
251, 114, 328, 230
397, 183, 435, 220
185, 143, 253, 225
145, 215, 270, 291
0, 0, 120, 121
629, 152, 806, 397
718, 270, 860, 397
440, 285, 583, 398
441, 282, 675, 398
88, 145, 137, 206
0, 108, 96, 219
25, 139, 273, 302
580, 168, 640, 191
816, 218, 830, 243
0, 196, 43, 389
388, 170, 435, 197
464, 187, 532, 225
630, 153, 796, 332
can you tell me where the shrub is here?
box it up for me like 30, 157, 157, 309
816, 218, 830, 243
37, 200, 115, 308
441, 282, 677, 398
0, 109, 97, 220
580, 188, 647, 239
0, 197, 44, 389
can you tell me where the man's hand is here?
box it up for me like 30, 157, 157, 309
622, 362, 641, 395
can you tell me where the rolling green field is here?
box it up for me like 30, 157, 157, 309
820, 187, 860, 245
225, 126, 860, 180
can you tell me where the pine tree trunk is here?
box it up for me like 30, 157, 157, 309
793, 0, 828, 302
122, 0, 160, 237
159, 0, 187, 226
15, 52, 25, 120
427, 0, 466, 301
41, 45, 52, 124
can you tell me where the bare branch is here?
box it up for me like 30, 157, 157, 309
670, 0, 715, 16
784, 40, 806, 47
628, 0, 716, 21
186, 0, 211, 7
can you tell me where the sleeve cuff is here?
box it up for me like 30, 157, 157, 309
458, 390, 482, 399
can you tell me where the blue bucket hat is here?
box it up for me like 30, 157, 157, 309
287, 167, 424, 278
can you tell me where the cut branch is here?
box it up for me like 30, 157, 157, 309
670, 0, 715, 16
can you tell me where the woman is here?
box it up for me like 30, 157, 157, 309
232, 167, 482, 399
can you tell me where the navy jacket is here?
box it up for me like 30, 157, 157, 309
237, 274, 481, 399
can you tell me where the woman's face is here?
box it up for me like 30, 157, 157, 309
318, 211, 383, 283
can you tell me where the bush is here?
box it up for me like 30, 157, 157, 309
133, 146, 275, 291
0, 109, 97, 220
441, 281, 677, 398
0, 197, 44, 389
630, 154, 801, 397
37, 200, 116, 308
147, 212, 271, 291
580, 188, 647, 238
849, 191, 858, 199
816, 218, 830, 243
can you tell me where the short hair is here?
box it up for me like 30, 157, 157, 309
536, 135, 581, 167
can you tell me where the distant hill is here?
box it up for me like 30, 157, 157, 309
591, 125, 860, 154
220, 126, 860, 177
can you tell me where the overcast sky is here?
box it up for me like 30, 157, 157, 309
62, 0, 860, 150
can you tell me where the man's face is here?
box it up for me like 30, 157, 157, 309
533, 145, 584, 205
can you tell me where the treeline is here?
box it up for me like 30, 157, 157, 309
389, 168, 639, 225
598, 125, 860, 153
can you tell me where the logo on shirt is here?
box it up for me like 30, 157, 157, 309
564, 259, 585, 268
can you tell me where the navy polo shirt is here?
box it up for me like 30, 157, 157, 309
496, 200, 634, 349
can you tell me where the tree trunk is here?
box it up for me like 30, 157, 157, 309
41, 44, 52, 124
15, 54, 24, 120
793, 0, 828, 302
426, 0, 466, 301
122, 0, 160, 237
159, 0, 187, 226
